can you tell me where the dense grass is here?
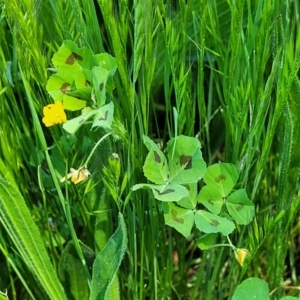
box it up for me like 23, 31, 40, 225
1, 0, 300, 299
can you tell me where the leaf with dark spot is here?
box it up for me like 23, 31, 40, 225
154, 188, 175, 195
171, 209, 184, 224
215, 174, 226, 183
65, 52, 83, 65
99, 82, 104, 91
236, 204, 244, 211
98, 110, 108, 121
85, 80, 90, 86
60, 83, 70, 94
154, 151, 161, 163
79, 119, 85, 124
180, 155, 192, 169
210, 219, 220, 227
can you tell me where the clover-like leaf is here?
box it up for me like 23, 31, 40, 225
203, 163, 239, 197
226, 189, 255, 225
194, 210, 235, 235
91, 102, 114, 130
92, 66, 110, 106
62, 95, 86, 111
167, 135, 206, 184
197, 233, 218, 250
132, 183, 189, 202
198, 185, 224, 214
177, 183, 198, 209
142, 135, 168, 185
63, 109, 96, 134
162, 202, 194, 237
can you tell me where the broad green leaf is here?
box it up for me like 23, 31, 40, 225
92, 66, 110, 106
93, 53, 118, 76
198, 185, 224, 214
0, 177, 66, 300
142, 135, 168, 184
132, 183, 189, 202
46, 74, 72, 100
226, 189, 255, 225
58, 241, 95, 300
232, 278, 269, 300
177, 183, 198, 209
197, 233, 218, 250
280, 297, 300, 300
63, 109, 96, 134
62, 95, 86, 111
194, 210, 235, 235
203, 163, 239, 197
92, 102, 114, 130
52, 40, 93, 70
162, 202, 194, 237
167, 135, 206, 184
90, 213, 127, 300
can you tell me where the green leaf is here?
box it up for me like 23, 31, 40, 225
198, 185, 224, 214
142, 135, 168, 184
46, 74, 72, 100
167, 135, 206, 184
132, 183, 189, 202
177, 183, 198, 209
0, 177, 66, 300
194, 210, 235, 235
91, 102, 114, 130
58, 241, 95, 300
52, 40, 93, 70
280, 297, 300, 300
93, 53, 118, 76
92, 66, 110, 106
203, 163, 239, 197
62, 95, 86, 111
232, 278, 269, 300
226, 189, 255, 225
90, 213, 127, 300
197, 233, 218, 250
63, 109, 96, 134
162, 202, 194, 237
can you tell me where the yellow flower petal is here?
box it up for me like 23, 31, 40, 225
234, 248, 249, 267
42, 101, 67, 127
60, 167, 90, 184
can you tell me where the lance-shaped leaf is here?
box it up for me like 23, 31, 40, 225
203, 163, 239, 197
132, 183, 189, 202
167, 135, 206, 184
226, 189, 255, 225
92, 102, 114, 130
90, 213, 127, 300
142, 135, 168, 184
163, 202, 194, 237
198, 185, 224, 214
194, 210, 235, 235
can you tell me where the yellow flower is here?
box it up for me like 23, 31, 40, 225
42, 101, 67, 127
234, 248, 250, 267
60, 166, 90, 184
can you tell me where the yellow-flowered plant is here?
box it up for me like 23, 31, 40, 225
60, 166, 90, 184
234, 248, 250, 267
42, 100, 67, 127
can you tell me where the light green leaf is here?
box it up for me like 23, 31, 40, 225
177, 183, 198, 209
167, 135, 206, 184
92, 66, 110, 106
226, 189, 255, 225
142, 135, 168, 185
63, 109, 96, 134
232, 278, 269, 300
62, 95, 86, 111
132, 183, 189, 202
194, 210, 235, 235
198, 185, 224, 214
91, 102, 114, 130
162, 202, 194, 237
203, 163, 239, 197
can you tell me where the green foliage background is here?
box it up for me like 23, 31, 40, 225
1, 0, 300, 299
